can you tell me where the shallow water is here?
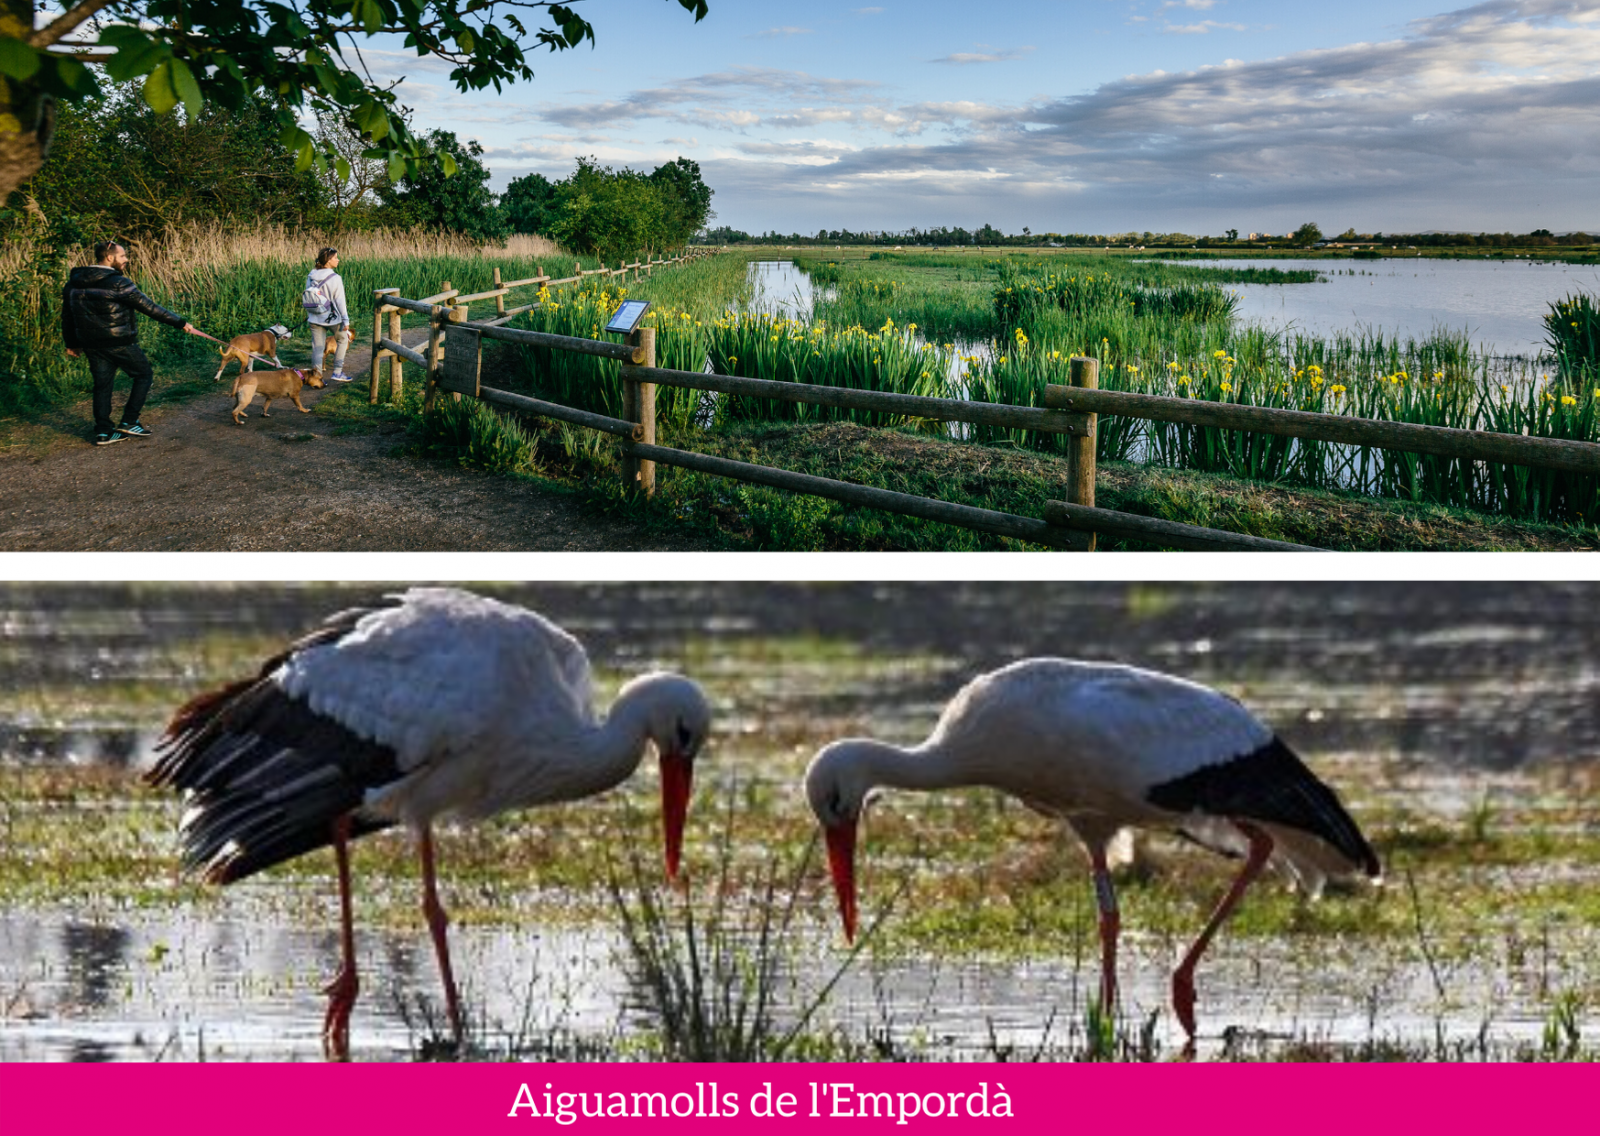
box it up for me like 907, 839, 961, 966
754, 256, 1600, 358
6, 886, 1596, 1061
3, 583, 1598, 1061
741, 261, 817, 321
1172, 257, 1600, 357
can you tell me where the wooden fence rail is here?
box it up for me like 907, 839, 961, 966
619, 364, 1091, 437
367, 245, 717, 405
371, 252, 1600, 551
1043, 384, 1600, 475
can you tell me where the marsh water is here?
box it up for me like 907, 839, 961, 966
1195, 257, 1600, 357
3, 582, 1598, 1060
747, 257, 1599, 357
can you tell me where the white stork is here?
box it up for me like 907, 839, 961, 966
804, 657, 1380, 1039
145, 587, 712, 1060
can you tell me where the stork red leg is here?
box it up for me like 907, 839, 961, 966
418, 825, 464, 1044
1170, 821, 1274, 1038
322, 814, 359, 1061
1088, 842, 1120, 1015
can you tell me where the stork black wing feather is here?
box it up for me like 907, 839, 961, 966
149, 670, 404, 884
1146, 737, 1380, 877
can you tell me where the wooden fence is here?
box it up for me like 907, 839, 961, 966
371, 263, 1600, 551
367, 246, 718, 405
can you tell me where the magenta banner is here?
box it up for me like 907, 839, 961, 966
1, 1064, 1591, 1135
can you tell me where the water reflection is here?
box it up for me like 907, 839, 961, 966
60, 923, 129, 1011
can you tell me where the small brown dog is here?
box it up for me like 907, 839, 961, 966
213, 327, 339, 381
213, 329, 286, 382
231, 366, 325, 424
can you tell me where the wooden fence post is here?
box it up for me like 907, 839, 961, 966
622, 325, 657, 497
423, 304, 447, 411
371, 288, 399, 404
493, 266, 506, 318
388, 304, 402, 401
1068, 355, 1099, 551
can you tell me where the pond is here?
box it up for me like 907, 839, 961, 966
748, 257, 1600, 357
3, 583, 1597, 1061
1164, 257, 1600, 357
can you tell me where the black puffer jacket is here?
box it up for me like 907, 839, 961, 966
62, 265, 187, 350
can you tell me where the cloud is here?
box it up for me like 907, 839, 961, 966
533, 66, 886, 131
853, 6, 884, 13
1163, 20, 1248, 33
479, 2, 1600, 230
932, 45, 1036, 64
751, 26, 813, 38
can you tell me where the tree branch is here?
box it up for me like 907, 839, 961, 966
30, 0, 122, 48
46, 48, 117, 62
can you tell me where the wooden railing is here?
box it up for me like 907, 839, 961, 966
373, 263, 1600, 551
367, 246, 718, 405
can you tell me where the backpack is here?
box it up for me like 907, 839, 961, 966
301, 272, 338, 321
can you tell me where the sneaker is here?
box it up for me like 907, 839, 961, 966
326, 371, 352, 383
93, 431, 123, 446
116, 422, 154, 438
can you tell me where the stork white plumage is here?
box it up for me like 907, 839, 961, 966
804, 657, 1380, 1039
145, 587, 712, 1059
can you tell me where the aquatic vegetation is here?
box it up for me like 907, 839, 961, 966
1545, 289, 1599, 376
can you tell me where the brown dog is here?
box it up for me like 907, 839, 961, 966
213, 328, 339, 381
213, 330, 286, 382
231, 366, 325, 424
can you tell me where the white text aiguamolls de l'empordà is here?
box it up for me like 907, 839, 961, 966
508, 1080, 1015, 1126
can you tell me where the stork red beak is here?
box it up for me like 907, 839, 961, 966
659, 748, 693, 882
824, 819, 859, 943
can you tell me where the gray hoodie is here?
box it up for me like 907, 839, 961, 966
305, 266, 349, 327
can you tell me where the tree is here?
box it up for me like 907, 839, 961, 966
647, 156, 712, 243
545, 158, 663, 261
0, 0, 709, 203
502, 171, 557, 235
315, 112, 389, 232
19, 83, 323, 234
377, 129, 506, 241
1225, 228, 1238, 241
540, 155, 713, 260
1292, 221, 1323, 247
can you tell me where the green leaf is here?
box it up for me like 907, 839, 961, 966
97, 25, 151, 51
440, 151, 457, 177
280, 125, 313, 151
336, 157, 351, 183
295, 139, 315, 173
169, 56, 202, 118
353, 99, 389, 141
312, 64, 342, 96
143, 61, 179, 115
354, 0, 385, 34
99, 26, 166, 81
387, 151, 407, 182
50, 55, 96, 96
0, 39, 40, 82
104, 40, 166, 82
456, 28, 475, 53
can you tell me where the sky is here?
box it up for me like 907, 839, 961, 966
357, 0, 1600, 237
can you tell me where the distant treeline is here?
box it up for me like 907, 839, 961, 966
700, 223, 1597, 250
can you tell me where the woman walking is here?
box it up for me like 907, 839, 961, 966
304, 247, 351, 382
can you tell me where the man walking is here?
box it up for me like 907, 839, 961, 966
63, 240, 202, 445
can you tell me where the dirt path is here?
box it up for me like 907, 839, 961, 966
0, 332, 717, 552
